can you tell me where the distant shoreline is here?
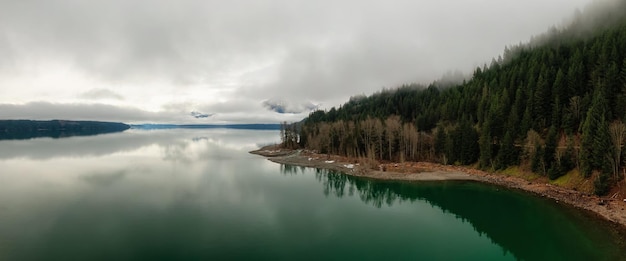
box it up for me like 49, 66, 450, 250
251, 145, 626, 231
0, 120, 130, 140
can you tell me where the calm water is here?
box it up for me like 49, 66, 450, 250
0, 129, 624, 260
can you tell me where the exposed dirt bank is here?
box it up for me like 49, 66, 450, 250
251, 146, 626, 231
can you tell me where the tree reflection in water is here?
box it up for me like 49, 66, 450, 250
279, 164, 626, 261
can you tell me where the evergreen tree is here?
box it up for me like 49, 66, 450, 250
566, 53, 584, 96
508, 88, 524, 138
580, 91, 610, 177
533, 74, 552, 129
459, 118, 479, 165
520, 104, 533, 140
551, 96, 562, 129
594, 171, 611, 195
622, 58, 626, 86
544, 125, 558, 171
434, 125, 447, 158
560, 136, 576, 174
531, 143, 544, 174
553, 69, 567, 110
593, 118, 614, 196
496, 130, 517, 169
444, 129, 457, 164
479, 118, 493, 169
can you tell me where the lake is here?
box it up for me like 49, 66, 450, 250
0, 129, 624, 260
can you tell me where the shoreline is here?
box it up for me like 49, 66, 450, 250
251, 146, 626, 230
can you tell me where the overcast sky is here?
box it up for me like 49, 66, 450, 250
0, 0, 594, 123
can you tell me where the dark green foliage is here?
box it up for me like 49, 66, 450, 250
548, 165, 562, 180
580, 91, 613, 177
582, 107, 615, 192
560, 138, 576, 174
553, 69, 567, 112
533, 75, 552, 129
594, 171, 612, 196
440, 118, 479, 165
479, 118, 493, 169
531, 144, 544, 174
444, 132, 457, 164
544, 126, 558, 171
496, 131, 518, 170
458, 120, 480, 165
435, 125, 447, 158
519, 105, 533, 140
549, 140, 574, 181
622, 58, 626, 89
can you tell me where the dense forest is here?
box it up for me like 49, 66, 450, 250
0, 120, 130, 140
284, 1, 626, 195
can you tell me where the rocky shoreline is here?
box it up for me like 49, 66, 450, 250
251, 145, 626, 231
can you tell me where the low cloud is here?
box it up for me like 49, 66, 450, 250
0, 102, 168, 123
262, 98, 318, 114
190, 111, 214, 119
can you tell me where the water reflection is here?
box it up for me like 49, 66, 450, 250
0, 129, 278, 160
0, 129, 281, 260
81, 171, 127, 187
279, 164, 308, 176
281, 165, 626, 261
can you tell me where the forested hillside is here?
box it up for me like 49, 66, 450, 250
289, 1, 626, 195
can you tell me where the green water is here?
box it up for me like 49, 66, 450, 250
0, 129, 623, 260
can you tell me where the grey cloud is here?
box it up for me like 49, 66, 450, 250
247, 39, 437, 105
79, 88, 124, 100
0, 102, 174, 123
1, 0, 592, 82
0, 32, 14, 72
262, 98, 318, 114
0, 0, 317, 85
190, 111, 214, 119
196, 99, 262, 114
0, 0, 599, 120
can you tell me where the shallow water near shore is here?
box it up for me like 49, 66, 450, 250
0, 129, 624, 260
